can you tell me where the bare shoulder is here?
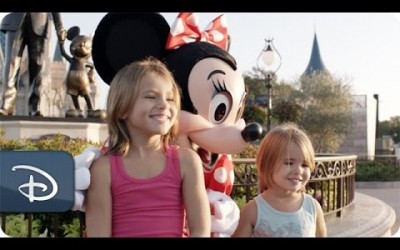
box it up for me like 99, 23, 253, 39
313, 196, 325, 217
91, 154, 110, 170
90, 154, 111, 182
310, 194, 324, 211
242, 199, 257, 216
175, 146, 202, 176
176, 146, 201, 166
312, 195, 327, 237
232, 199, 257, 237
242, 199, 258, 224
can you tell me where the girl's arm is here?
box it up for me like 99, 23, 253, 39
179, 148, 211, 237
231, 200, 257, 237
314, 199, 327, 237
85, 156, 112, 237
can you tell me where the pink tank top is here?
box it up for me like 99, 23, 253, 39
110, 145, 185, 237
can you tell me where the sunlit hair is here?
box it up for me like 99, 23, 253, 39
256, 122, 315, 192
106, 57, 181, 156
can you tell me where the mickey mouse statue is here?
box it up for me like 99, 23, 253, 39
73, 13, 262, 237
59, 26, 105, 119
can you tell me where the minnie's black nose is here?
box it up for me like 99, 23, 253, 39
241, 122, 263, 142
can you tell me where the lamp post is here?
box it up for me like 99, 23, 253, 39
257, 38, 281, 132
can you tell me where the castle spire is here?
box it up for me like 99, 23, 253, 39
303, 32, 329, 76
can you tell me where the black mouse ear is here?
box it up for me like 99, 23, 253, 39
66, 26, 80, 40
92, 12, 170, 84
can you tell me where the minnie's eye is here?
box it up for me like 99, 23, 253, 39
209, 93, 231, 124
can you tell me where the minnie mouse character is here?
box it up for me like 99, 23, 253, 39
73, 12, 262, 237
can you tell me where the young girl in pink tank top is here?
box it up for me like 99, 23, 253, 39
85, 58, 210, 237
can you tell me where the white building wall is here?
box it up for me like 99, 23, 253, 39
366, 94, 377, 158
338, 94, 377, 158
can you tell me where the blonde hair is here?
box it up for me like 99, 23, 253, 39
106, 57, 181, 156
256, 122, 315, 192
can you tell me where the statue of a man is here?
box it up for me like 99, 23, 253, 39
0, 12, 66, 116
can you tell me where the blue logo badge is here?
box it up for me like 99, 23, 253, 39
0, 151, 74, 212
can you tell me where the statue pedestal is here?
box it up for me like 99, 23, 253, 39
0, 116, 107, 144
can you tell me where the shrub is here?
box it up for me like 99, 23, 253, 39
356, 161, 400, 181
233, 143, 259, 159
3, 214, 43, 237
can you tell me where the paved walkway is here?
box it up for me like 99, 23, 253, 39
326, 192, 396, 237
355, 181, 400, 236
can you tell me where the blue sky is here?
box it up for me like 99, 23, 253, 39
1, 12, 399, 122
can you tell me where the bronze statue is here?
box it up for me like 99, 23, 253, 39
59, 26, 105, 119
0, 12, 66, 116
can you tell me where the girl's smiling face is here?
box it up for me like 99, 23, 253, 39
272, 141, 311, 194
125, 72, 178, 137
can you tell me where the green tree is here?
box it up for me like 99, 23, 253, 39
243, 69, 300, 126
379, 120, 391, 138
272, 100, 303, 124
243, 70, 353, 153
243, 68, 266, 100
242, 104, 266, 125
379, 116, 400, 143
294, 73, 353, 153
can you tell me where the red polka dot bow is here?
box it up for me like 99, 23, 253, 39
166, 12, 229, 51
